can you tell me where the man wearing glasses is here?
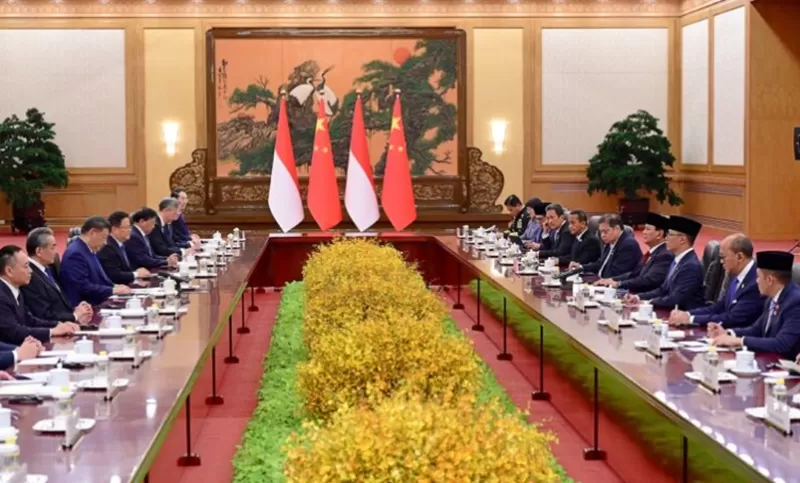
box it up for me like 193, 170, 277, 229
625, 216, 706, 310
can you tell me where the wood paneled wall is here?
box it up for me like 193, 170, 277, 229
3, 0, 793, 240
746, 1, 800, 239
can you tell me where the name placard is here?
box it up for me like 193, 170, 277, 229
765, 392, 793, 435
697, 355, 721, 394
646, 326, 663, 358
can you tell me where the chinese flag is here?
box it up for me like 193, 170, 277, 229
381, 94, 417, 231
308, 98, 342, 231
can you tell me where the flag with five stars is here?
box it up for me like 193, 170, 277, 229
381, 94, 417, 231
308, 98, 342, 231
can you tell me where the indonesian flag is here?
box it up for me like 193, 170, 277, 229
268, 96, 304, 232
308, 98, 342, 231
381, 94, 417, 231
344, 94, 379, 232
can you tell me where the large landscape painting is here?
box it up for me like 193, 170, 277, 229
210, 28, 463, 178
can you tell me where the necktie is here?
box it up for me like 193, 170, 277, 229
763, 299, 776, 336
143, 232, 154, 256
667, 259, 678, 280
642, 251, 651, 264
119, 244, 131, 269
598, 245, 614, 277
45, 267, 56, 283
726, 277, 739, 305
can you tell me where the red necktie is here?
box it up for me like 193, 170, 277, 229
643, 251, 651, 264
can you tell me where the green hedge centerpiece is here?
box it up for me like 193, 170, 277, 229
586, 110, 681, 223
0, 108, 68, 233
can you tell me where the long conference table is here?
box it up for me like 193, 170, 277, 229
7, 233, 798, 482
10, 235, 268, 482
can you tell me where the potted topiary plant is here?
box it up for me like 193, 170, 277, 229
586, 110, 682, 225
0, 108, 69, 233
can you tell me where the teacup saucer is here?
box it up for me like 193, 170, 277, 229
723, 360, 761, 376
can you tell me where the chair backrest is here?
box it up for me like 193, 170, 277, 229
587, 216, 601, 237
793, 263, 800, 286
50, 252, 62, 282
702, 241, 723, 303
67, 227, 81, 246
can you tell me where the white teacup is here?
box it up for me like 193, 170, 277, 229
572, 283, 583, 297
178, 261, 190, 277
638, 303, 653, 318
735, 348, 756, 371
74, 337, 93, 355
0, 407, 11, 428
126, 297, 142, 310
48, 366, 71, 387
106, 314, 123, 329
603, 288, 616, 302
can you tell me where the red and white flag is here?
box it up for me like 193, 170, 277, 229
268, 96, 304, 232
308, 98, 342, 231
381, 94, 417, 231
344, 94, 379, 232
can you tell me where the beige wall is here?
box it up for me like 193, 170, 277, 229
471, 28, 524, 203
144, 28, 197, 208
746, 1, 800, 239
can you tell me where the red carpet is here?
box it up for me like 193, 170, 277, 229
148, 292, 280, 483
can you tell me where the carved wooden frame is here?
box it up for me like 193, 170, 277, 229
204, 27, 469, 217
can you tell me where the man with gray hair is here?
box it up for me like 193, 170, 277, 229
21, 227, 93, 324
148, 197, 183, 258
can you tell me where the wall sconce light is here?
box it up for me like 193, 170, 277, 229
162, 121, 180, 157
490, 119, 507, 155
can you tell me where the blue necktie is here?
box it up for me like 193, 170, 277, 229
726, 278, 739, 305
764, 300, 776, 336
45, 267, 55, 283
667, 259, 678, 280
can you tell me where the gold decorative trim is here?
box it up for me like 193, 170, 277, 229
0, 0, 680, 18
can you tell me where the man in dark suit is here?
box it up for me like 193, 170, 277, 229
171, 188, 199, 248
596, 212, 673, 293
669, 233, 764, 329
60, 216, 132, 307
0, 246, 78, 344
562, 210, 601, 266
149, 198, 183, 258
0, 337, 40, 370
98, 211, 151, 285
710, 251, 800, 359
578, 214, 641, 279
538, 203, 574, 262
126, 208, 179, 270
627, 216, 706, 310
21, 227, 93, 324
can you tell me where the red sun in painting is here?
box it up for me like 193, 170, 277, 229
394, 47, 411, 65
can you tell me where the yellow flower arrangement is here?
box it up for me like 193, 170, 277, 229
284, 395, 559, 483
296, 310, 481, 419
302, 238, 446, 351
